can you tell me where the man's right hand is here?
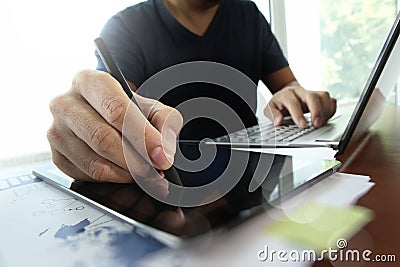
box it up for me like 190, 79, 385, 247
47, 69, 183, 188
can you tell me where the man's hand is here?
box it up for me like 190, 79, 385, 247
47, 69, 183, 186
265, 82, 337, 128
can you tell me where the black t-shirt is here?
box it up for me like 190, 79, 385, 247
96, 0, 288, 139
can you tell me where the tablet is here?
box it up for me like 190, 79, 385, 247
33, 143, 341, 247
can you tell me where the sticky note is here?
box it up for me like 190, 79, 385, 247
266, 202, 374, 251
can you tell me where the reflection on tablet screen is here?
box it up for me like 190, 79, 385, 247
52, 143, 340, 240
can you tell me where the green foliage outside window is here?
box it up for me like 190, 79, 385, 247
319, 0, 396, 100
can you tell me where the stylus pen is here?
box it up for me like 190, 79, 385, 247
94, 37, 183, 187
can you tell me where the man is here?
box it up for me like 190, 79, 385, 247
47, 0, 336, 184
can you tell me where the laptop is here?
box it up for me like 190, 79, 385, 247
212, 10, 400, 157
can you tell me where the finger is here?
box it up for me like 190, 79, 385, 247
50, 94, 127, 170
123, 136, 170, 198
71, 70, 132, 132
299, 92, 324, 128
280, 89, 308, 128
120, 135, 157, 179
265, 102, 284, 126
123, 105, 173, 170
317, 91, 337, 120
50, 147, 96, 182
47, 123, 134, 183
137, 95, 183, 162
151, 105, 183, 158
52, 131, 168, 195
50, 94, 157, 181
330, 98, 337, 118
72, 70, 172, 170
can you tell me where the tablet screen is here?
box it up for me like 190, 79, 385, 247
34, 143, 340, 240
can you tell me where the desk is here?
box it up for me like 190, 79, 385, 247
315, 104, 400, 266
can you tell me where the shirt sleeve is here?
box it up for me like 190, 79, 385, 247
259, 12, 289, 76
95, 12, 145, 88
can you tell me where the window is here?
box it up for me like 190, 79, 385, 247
253, 0, 271, 21
283, 0, 398, 102
0, 0, 141, 164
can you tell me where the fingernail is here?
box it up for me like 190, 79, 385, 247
163, 129, 177, 163
314, 116, 322, 128
299, 118, 307, 128
274, 117, 281, 126
165, 150, 175, 165
164, 129, 177, 150
150, 146, 175, 168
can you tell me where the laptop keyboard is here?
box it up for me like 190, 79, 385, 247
214, 117, 315, 144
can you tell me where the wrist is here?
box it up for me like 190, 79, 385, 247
282, 80, 300, 89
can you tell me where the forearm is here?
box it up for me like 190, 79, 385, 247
262, 66, 297, 94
